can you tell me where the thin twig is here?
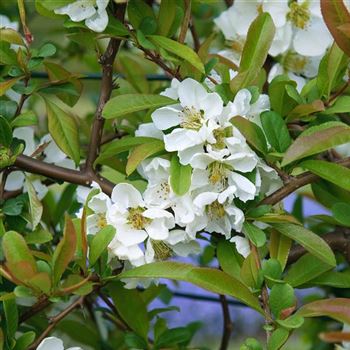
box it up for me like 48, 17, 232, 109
178, 0, 191, 44
28, 296, 84, 350
219, 295, 233, 350
189, 19, 200, 52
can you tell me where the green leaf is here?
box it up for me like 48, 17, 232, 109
89, 225, 116, 266
52, 216, 77, 286
102, 94, 176, 119
127, 0, 155, 29
272, 223, 336, 266
230, 12, 275, 93
231, 116, 268, 154
119, 261, 262, 312
44, 97, 80, 165
126, 139, 164, 175
308, 270, 350, 288
13, 331, 35, 350
332, 202, 350, 227
298, 298, 350, 324
0, 28, 25, 46
285, 253, 333, 287
260, 111, 291, 152
108, 282, 150, 339
269, 283, 295, 319
170, 154, 192, 195
124, 333, 148, 349
25, 228, 52, 244
276, 314, 304, 329
281, 123, 350, 166
156, 327, 192, 348
323, 95, 350, 114
37, 43, 56, 57
300, 160, 350, 192
157, 0, 176, 36
0, 115, 12, 147
217, 239, 243, 281
97, 136, 159, 164
10, 111, 38, 128
25, 179, 43, 229
3, 298, 18, 340
2, 231, 37, 281
148, 35, 205, 74
268, 76, 300, 116
243, 222, 266, 248
267, 328, 289, 350
0, 77, 22, 96
321, 0, 350, 57
269, 229, 292, 271
286, 100, 325, 122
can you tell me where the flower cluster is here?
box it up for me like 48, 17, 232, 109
85, 79, 282, 270
214, 0, 334, 90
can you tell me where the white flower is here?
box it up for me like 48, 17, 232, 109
255, 161, 283, 197
37, 336, 83, 350
335, 142, 350, 158
135, 123, 163, 140
151, 78, 223, 165
0, 15, 19, 30
54, 0, 109, 33
230, 236, 251, 258
192, 190, 245, 238
107, 183, 175, 246
138, 157, 196, 226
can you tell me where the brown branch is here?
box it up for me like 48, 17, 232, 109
178, 0, 191, 44
325, 79, 350, 107
260, 157, 350, 206
19, 297, 50, 324
219, 295, 233, 350
189, 19, 200, 52
28, 296, 84, 350
85, 4, 126, 173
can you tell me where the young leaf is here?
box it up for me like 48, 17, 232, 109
119, 261, 262, 312
321, 0, 350, 56
102, 94, 176, 119
267, 328, 289, 350
332, 202, 350, 227
323, 95, 350, 114
298, 298, 350, 324
170, 154, 192, 196
282, 123, 350, 166
243, 222, 266, 248
12, 331, 35, 350
230, 12, 275, 93
108, 282, 150, 339
0, 77, 21, 96
89, 225, 116, 266
25, 179, 43, 230
2, 231, 37, 281
300, 160, 350, 192
286, 100, 325, 122
231, 116, 268, 154
44, 97, 80, 165
269, 229, 292, 271
260, 111, 291, 152
52, 216, 77, 286
272, 223, 336, 266
285, 253, 333, 287
0, 28, 25, 46
126, 139, 164, 175
148, 35, 205, 73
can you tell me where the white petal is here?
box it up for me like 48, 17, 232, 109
116, 225, 148, 246
200, 92, 223, 119
226, 205, 245, 232
41, 134, 66, 164
177, 78, 208, 110
229, 172, 257, 202
151, 105, 182, 130
194, 192, 218, 209
171, 241, 201, 256
111, 183, 144, 209
269, 23, 293, 56
55, 0, 96, 22
190, 153, 217, 170
32, 179, 48, 200
146, 219, 171, 240
166, 229, 187, 245
135, 123, 163, 139
178, 144, 204, 165
226, 152, 257, 172
231, 1, 259, 36
233, 89, 251, 116
230, 236, 250, 257
293, 17, 332, 57
214, 7, 237, 40
143, 208, 174, 222
263, 1, 289, 28
88, 192, 110, 213
164, 129, 201, 152
85, 8, 108, 32
161, 78, 181, 99
37, 337, 64, 350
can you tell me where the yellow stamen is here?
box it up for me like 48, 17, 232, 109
127, 207, 151, 230
151, 240, 173, 260
287, 2, 311, 29
207, 200, 226, 219
180, 106, 204, 130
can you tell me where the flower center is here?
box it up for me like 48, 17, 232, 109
283, 51, 308, 73
180, 106, 204, 130
97, 214, 107, 229
151, 240, 173, 260
127, 207, 151, 230
208, 162, 228, 186
212, 127, 232, 149
207, 200, 226, 219
287, 2, 311, 29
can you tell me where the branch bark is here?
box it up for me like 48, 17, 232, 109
260, 157, 350, 206
219, 295, 233, 350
